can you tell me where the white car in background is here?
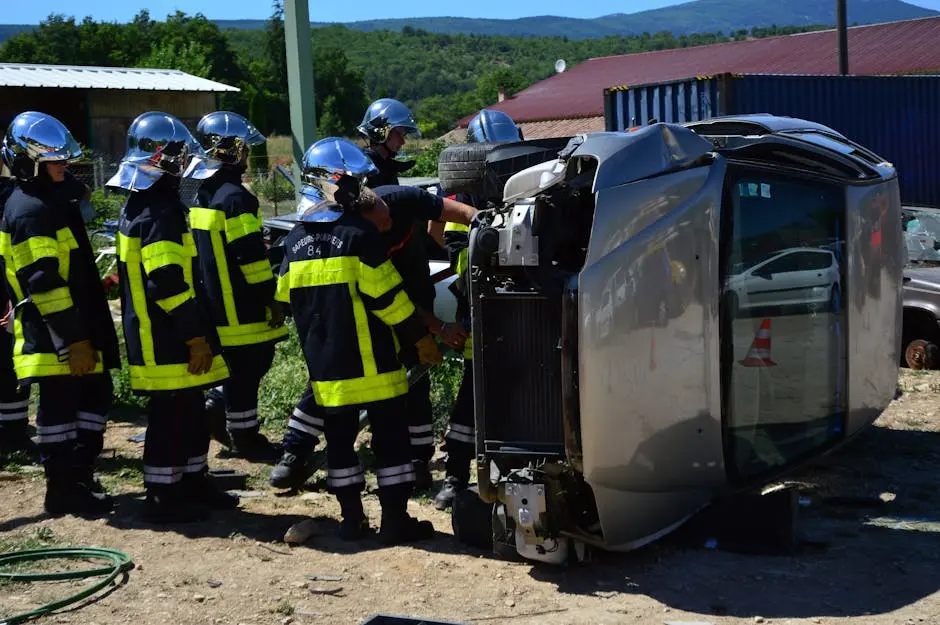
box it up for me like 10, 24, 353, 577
724, 247, 841, 314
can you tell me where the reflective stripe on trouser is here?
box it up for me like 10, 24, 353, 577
220, 343, 276, 432
321, 395, 414, 495
443, 359, 475, 483
282, 383, 322, 452
35, 374, 112, 468
143, 388, 209, 487
406, 372, 434, 463
0, 326, 29, 426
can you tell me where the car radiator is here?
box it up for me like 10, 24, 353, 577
477, 293, 565, 455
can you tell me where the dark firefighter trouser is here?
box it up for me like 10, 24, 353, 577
282, 382, 323, 452
207, 343, 276, 434
0, 328, 30, 434
399, 342, 434, 464
35, 374, 111, 469
320, 396, 415, 500
442, 358, 475, 484
143, 388, 209, 490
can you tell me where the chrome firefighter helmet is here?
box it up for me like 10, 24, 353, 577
106, 111, 218, 191
467, 109, 523, 144
2, 111, 82, 181
297, 137, 378, 223
195, 111, 265, 167
357, 98, 421, 145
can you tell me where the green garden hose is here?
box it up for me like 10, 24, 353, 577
0, 547, 133, 625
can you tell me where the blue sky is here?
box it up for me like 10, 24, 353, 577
6, 0, 939, 24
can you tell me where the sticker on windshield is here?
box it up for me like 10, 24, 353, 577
761, 183, 772, 198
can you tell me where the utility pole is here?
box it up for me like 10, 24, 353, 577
284, 0, 317, 202
837, 0, 849, 75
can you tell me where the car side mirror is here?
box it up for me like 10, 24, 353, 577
754, 269, 773, 280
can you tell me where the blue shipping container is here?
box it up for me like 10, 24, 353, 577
603, 74, 940, 206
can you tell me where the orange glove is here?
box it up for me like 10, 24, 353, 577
68, 340, 98, 376
415, 334, 443, 366
185, 336, 214, 375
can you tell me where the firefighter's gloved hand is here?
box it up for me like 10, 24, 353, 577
435, 321, 468, 350
185, 337, 214, 375
267, 302, 287, 328
415, 334, 443, 366
68, 340, 98, 376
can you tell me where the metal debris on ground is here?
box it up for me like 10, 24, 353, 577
307, 574, 345, 581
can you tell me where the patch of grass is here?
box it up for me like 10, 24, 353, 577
429, 353, 464, 436
273, 598, 294, 616
0, 527, 60, 584
96, 454, 144, 492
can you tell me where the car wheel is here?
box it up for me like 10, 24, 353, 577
904, 338, 939, 370
451, 486, 495, 550
438, 143, 497, 196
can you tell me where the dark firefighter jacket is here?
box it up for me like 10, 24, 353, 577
0, 178, 15, 310
0, 179, 120, 382
117, 175, 229, 393
274, 208, 427, 411
444, 192, 478, 359
190, 166, 288, 348
364, 147, 415, 189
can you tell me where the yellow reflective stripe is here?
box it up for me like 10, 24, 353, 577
456, 248, 469, 279
14, 351, 104, 379
288, 257, 359, 288
372, 289, 415, 326
128, 356, 229, 391
182, 233, 196, 299
11, 236, 57, 268
349, 283, 377, 377
1, 233, 24, 302
56, 227, 77, 282
464, 331, 473, 360
240, 259, 274, 285
217, 321, 289, 347
30, 286, 73, 315
225, 212, 258, 242
444, 222, 469, 233
311, 369, 409, 407
188, 207, 225, 231
274, 269, 291, 303
155, 290, 193, 313
358, 260, 402, 299
141, 240, 187, 275
210, 230, 239, 325
118, 233, 156, 365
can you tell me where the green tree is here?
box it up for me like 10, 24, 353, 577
138, 40, 212, 77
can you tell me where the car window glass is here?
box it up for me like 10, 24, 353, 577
721, 168, 847, 482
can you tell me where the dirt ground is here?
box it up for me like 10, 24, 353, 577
1, 370, 938, 625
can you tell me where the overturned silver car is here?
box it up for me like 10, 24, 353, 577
448, 115, 903, 564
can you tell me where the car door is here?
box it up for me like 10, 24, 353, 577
744, 251, 800, 307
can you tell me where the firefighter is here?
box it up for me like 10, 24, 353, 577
275, 137, 442, 543
357, 98, 421, 188
268, 186, 477, 491
108, 111, 235, 524
433, 109, 522, 510
0, 112, 120, 515
0, 151, 35, 460
192, 111, 287, 462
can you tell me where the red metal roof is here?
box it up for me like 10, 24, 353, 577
459, 16, 940, 125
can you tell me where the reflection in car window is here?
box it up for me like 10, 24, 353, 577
720, 169, 847, 482
903, 208, 940, 265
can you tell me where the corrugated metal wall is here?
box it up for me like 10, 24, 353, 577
604, 74, 940, 206
728, 74, 940, 207
603, 76, 731, 131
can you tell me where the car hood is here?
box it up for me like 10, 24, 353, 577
905, 267, 940, 292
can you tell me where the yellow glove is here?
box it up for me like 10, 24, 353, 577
185, 336, 214, 375
415, 334, 443, 366
68, 340, 98, 376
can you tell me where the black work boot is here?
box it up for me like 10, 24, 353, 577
433, 476, 467, 511
335, 490, 371, 541
412, 460, 433, 493
144, 484, 211, 524
43, 465, 113, 517
378, 487, 434, 546
205, 391, 231, 448
269, 450, 315, 489
181, 470, 240, 510
226, 429, 281, 464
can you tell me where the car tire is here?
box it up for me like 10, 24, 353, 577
904, 338, 939, 370
438, 143, 497, 196
451, 486, 495, 550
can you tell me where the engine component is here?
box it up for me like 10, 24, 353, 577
497, 199, 539, 266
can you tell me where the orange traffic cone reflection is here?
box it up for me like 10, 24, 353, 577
740, 318, 777, 367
